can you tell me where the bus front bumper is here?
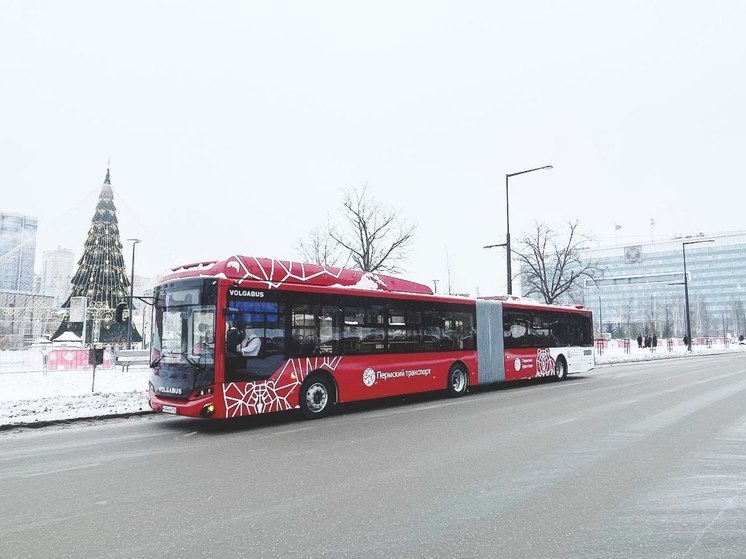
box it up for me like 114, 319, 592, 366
149, 387, 217, 418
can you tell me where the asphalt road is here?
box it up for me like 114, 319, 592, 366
1, 353, 745, 559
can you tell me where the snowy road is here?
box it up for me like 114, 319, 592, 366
1, 353, 745, 558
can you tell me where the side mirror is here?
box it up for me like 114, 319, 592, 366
115, 302, 128, 323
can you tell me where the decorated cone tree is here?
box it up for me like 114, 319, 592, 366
52, 168, 141, 345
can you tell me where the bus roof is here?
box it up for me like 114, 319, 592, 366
479, 295, 590, 314
158, 256, 590, 314
159, 255, 434, 295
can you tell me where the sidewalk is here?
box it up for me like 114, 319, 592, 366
1, 345, 743, 428
594, 342, 746, 364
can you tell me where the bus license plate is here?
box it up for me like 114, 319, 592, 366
162, 405, 177, 414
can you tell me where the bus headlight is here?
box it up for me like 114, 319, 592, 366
200, 404, 215, 418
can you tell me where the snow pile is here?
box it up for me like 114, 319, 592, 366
355, 272, 385, 290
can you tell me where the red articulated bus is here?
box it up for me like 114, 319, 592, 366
148, 256, 594, 420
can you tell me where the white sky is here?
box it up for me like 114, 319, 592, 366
2, 1, 745, 296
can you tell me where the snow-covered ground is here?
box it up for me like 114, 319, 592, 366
1, 366, 150, 427
1, 344, 743, 427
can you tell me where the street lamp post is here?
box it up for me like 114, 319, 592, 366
682, 239, 713, 351
126, 238, 141, 349
504, 165, 553, 294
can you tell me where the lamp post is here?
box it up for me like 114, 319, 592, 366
504, 165, 553, 294
682, 239, 713, 351
126, 238, 141, 349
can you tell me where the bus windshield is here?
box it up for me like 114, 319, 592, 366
151, 280, 217, 398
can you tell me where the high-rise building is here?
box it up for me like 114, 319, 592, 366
41, 247, 75, 306
0, 212, 38, 292
573, 231, 746, 339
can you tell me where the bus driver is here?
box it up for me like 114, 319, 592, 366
239, 330, 262, 357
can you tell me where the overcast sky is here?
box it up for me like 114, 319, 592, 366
2, 1, 744, 296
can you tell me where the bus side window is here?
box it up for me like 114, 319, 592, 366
443, 310, 475, 350
342, 306, 364, 354
360, 304, 385, 352
422, 310, 443, 351
386, 304, 421, 353
291, 303, 316, 357
504, 312, 530, 349
317, 305, 341, 354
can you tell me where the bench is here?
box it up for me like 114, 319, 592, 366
114, 349, 150, 371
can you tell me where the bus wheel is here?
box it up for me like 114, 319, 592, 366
300, 375, 334, 419
554, 357, 568, 381
447, 364, 468, 397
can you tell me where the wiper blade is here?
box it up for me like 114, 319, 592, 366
157, 351, 206, 372
182, 353, 205, 372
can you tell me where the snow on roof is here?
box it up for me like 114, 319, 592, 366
479, 295, 587, 311
54, 331, 82, 342
158, 256, 433, 295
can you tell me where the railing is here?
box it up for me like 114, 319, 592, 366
113, 349, 150, 371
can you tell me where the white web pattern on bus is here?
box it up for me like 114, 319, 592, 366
226, 257, 345, 289
223, 356, 343, 417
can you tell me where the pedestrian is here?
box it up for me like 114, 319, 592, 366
683, 335, 689, 347
652, 334, 657, 351
637, 333, 643, 348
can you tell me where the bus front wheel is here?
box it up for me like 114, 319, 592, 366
300, 375, 334, 419
447, 364, 468, 397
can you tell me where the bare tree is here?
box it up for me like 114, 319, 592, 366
515, 221, 598, 304
662, 299, 674, 338
330, 183, 415, 273
296, 225, 345, 268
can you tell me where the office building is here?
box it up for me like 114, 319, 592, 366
578, 231, 746, 339
0, 212, 38, 292
41, 247, 75, 306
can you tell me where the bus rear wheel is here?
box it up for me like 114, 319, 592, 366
299, 375, 334, 419
447, 364, 468, 397
554, 357, 568, 381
